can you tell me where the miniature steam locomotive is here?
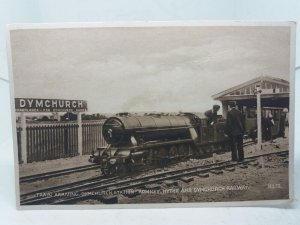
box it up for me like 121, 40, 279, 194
89, 112, 229, 175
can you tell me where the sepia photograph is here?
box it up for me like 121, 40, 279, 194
7, 22, 295, 208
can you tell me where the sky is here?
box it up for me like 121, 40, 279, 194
10, 24, 291, 113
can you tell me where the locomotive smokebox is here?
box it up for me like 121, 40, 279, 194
102, 117, 125, 145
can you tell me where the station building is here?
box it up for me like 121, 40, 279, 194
212, 76, 289, 118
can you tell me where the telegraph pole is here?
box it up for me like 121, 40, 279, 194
255, 83, 262, 151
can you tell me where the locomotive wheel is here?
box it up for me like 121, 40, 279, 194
196, 146, 205, 158
225, 142, 231, 152
101, 169, 109, 176
145, 155, 152, 166
101, 166, 117, 176
218, 143, 225, 153
159, 158, 168, 166
206, 145, 213, 157
152, 149, 159, 165
153, 147, 168, 166
117, 164, 127, 175
127, 163, 135, 173
184, 144, 191, 159
211, 144, 217, 154
125, 157, 136, 173
216, 143, 224, 153
169, 145, 178, 160
178, 144, 187, 159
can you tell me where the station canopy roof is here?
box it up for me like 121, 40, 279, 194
212, 76, 289, 101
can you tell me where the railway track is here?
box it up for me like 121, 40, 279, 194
20, 140, 255, 184
20, 175, 125, 205
20, 149, 288, 205
243, 140, 255, 147
20, 164, 100, 183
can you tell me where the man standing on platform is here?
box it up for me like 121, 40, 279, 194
278, 108, 288, 138
225, 101, 245, 162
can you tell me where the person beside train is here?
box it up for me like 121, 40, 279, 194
278, 108, 288, 138
224, 101, 245, 162
204, 105, 221, 126
262, 113, 275, 142
261, 115, 268, 141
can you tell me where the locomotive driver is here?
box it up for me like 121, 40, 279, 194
205, 105, 221, 126
224, 101, 245, 162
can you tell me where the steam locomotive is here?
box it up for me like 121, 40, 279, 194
89, 112, 229, 175
89, 107, 285, 176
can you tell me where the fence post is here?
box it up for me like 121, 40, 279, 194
20, 113, 27, 164
77, 112, 83, 155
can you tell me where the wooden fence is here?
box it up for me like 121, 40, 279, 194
82, 121, 106, 155
16, 121, 107, 163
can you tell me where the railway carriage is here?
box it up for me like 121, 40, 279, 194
244, 107, 284, 140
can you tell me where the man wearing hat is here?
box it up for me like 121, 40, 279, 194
278, 108, 288, 138
224, 101, 245, 162
265, 113, 275, 141
205, 105, 221, 126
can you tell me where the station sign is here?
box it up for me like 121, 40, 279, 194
15, 98, 88, 112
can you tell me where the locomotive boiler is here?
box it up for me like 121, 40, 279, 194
89, 112, 229, 175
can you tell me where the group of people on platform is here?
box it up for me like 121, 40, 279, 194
205, 102, 288, 162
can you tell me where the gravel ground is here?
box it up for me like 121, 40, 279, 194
117, 137, 289, 204
19, 155, 92, 177
117, 153, 289, 204
19, 136, 290, 204
20, 169, 101, 195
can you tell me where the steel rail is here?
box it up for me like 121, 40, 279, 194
53, 149, 288, 205
20, 149, 288, 205
20, 175, 126, 205
20, 139, 255, 183
20, 164, 100, 183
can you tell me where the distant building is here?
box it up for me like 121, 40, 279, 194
212, 76, 289, 118
51, 112, 60, 121
61, 112, 77, 121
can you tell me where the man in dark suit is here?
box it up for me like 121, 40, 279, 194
278, 108, 288, 138
224, 101, 245, 162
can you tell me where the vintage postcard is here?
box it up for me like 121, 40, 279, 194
7, 22, 295, 209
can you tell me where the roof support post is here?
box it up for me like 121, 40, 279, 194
256, 84, 262, 151
222, 101, 228, 119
